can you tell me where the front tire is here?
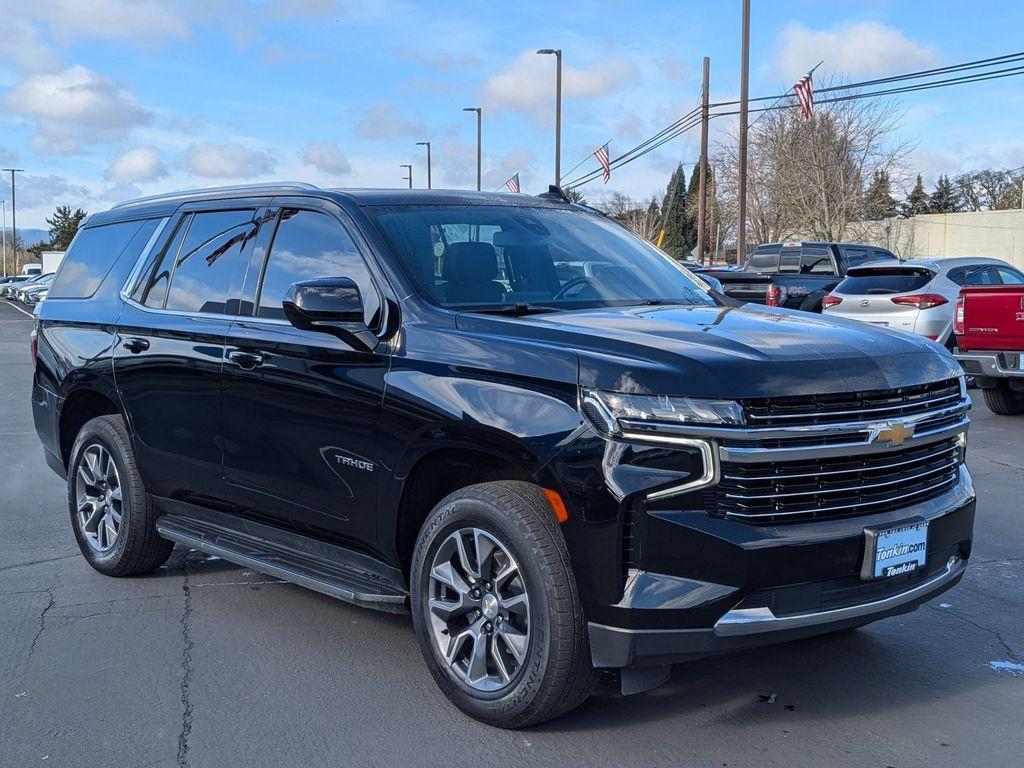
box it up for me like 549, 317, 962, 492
982, 380, 1024, 415
410, 481, 595, 728
67, 414, 174, 576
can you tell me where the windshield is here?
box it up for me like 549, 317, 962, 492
366, 205, 715, 311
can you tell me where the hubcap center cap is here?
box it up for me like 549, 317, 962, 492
481, 593, 499, 619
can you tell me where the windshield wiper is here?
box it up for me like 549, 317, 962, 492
462, 303, 559, 316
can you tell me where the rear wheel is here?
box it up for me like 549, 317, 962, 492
411, 481, 595, 728
982, 380, 1024, 415
67, 415, 173, 576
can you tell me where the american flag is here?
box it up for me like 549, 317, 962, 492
793, 72, 814, 119
504, 173, 520, 193
594, 143, 611, 183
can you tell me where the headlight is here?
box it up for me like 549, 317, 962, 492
581, 388, 744, 436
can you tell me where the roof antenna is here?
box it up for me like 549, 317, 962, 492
536, 184, 572, 203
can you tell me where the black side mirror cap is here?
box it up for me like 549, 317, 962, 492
282, 277, 376, 352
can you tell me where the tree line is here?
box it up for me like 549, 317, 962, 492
864, 167, 1024, 219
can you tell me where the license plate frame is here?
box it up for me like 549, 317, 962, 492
861, 519, 929, 580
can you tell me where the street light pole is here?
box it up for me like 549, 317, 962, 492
416, 142, 432, 189
1, 200, 6, 278
463, 107, 481, 191
537, 49, 562, 186
735, 0, 751, 267
400, 164, 413, 189
2, 169, 22, 270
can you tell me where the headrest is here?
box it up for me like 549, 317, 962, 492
443, 241, 498, 283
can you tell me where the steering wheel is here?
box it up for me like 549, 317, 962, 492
553, 276, 597, 300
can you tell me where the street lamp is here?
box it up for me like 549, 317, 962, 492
400, 164, 413, 189
416, 141, 432, 189
462, 107, 481, 191
536, 49, 562, 186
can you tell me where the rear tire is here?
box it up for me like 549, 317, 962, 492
982, 381, 1024, 415
67, 414, 174, 576
410, 481, 595, 728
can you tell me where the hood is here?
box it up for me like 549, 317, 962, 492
456, 303, 962, 399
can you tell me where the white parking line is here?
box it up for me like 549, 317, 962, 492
1, 300, 34, 318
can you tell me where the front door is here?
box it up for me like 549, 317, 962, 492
220, 204, 390, 550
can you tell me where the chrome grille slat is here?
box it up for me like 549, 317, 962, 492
744, 391, 962, 422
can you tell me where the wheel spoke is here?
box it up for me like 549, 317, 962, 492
428, 595, 471, 620
499, 592, 529, 615
497, 624, 528, 664
109, 485, 122, 503
490, 637, 512, 684
444, 627, 474, 665
103, 513, 118, 544
473, 529, 498, 582
493, 559, 518, 590
464, 628, 489, 684
431, 560, 472, 597
453, 533, 479, 581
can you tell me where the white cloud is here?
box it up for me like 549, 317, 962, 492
16, 174, 90, 210
301, 142, 352, 176
776, 22, 939, 80
0, 19, 60, 72
482, 50, 638, 119
106, 146, 168, 182
185, 141, 276, 178
14, 0, 193, 45
355, 101, 428, 140
5, 65, 150, 154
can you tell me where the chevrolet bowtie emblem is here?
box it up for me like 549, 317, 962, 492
871, 421, 915, 446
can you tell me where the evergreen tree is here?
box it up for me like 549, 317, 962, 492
46, 205, 88, 250
659, 163, 695, 257
929, 174, 961, 213
864, 170, 897, 220
902, 174, 930, 217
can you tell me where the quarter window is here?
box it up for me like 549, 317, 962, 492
163, 210, 257, 314
258, 209, 381, 324
49, 219, 159, 299
996, 266, 1024, 285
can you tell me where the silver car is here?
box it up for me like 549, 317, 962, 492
823, 257, 1024, 346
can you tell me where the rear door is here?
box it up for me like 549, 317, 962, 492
219, 200, 390, 549
115, 203, 264, 503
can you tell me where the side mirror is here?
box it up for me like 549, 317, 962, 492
282, 277, 376, 352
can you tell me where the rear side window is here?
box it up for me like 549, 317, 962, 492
800, 247, 834, 275
163, 210, 257, 314
257, 208, 380, 324
747, 247, 780, 272
836, 270, 933, 295
996, 266, 1024, 285
49, 219, 158, 299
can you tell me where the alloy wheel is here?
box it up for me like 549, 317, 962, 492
74, 443, 123, 553
427, 527, 531, 692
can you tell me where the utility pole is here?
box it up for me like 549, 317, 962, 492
463, 107, 482, 190
697, 56, 710, 264
537, 49, 562, 185
416, 142, 432, 189
735, 0, 750, 266
3, 169, 22, 270
400, 164, 413, 189
1, 200, 6, 278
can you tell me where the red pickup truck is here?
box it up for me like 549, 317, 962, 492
955, 284, 1024, 414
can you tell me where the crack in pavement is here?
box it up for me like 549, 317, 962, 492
0, 554, 80, 574
27, 587, 56, 663
177, 563, 195, 768
928, 603, 1022, 663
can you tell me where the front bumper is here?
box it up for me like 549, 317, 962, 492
588, 477, 975, 669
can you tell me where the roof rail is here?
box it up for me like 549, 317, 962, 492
111, 182, 321, 209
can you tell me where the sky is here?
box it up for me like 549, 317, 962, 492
2, 0, 1024, 231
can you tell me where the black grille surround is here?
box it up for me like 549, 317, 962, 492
709, 436, 963, 524
740, 378, 963, 428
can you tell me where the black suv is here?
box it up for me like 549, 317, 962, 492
32, 184, 975, 728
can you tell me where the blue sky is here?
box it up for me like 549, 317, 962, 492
2, 0, 1023, 230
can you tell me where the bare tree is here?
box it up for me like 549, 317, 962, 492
597, 192, 663, 243
953, 168, 1024, 211
714, 78, 910, 243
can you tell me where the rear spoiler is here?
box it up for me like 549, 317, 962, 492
845, 263, 936, 277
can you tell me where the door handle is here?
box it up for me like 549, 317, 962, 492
227, 350, 264, 369
121, 337, 150, 354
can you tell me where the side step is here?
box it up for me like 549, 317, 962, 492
156, 513, 408, 612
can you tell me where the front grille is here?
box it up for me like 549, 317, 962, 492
710, 436, 962, 523
741, 378, 962, 427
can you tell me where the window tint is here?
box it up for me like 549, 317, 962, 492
946, 268, 965, 286
258, 209, 381, 324
778, 250, 800, 273
747, 247, 780, 273
800, 247, 834, 274
836, 270, 933, 295
164, 210, 257, 314
843, 247, 872, 267
134, 215, 190, 308
963, 266, 998, 286
997, 266, 1024, 285
872, 249, 898, 263
49, 219, 156, 299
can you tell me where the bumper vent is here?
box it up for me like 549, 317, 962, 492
710, 436, 962, 523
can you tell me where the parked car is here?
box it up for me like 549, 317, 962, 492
954, 283, 1024, 414
22, 262, 42, 275
5, 271, 51, 299
822, 257, 1024, 348
22, 283, 50, 307
1, 274, 37, 297
15, 273, 54, 303
32, 184, 974, 728
708, 241, 899, 311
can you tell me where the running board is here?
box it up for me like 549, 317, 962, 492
155, 513, 408, 612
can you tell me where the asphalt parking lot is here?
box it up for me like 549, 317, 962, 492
1, 297, 1022, 768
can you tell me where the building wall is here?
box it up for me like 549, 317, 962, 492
846, 209, 1024, 268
